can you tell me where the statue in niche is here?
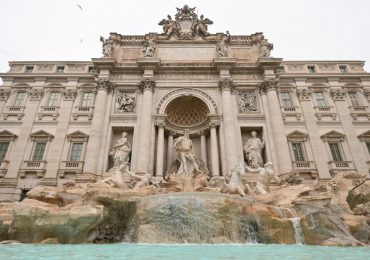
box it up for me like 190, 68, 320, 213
173, 129, 202, 177
239, 92, 258, 112
109, 131, 131, 169
116, 92, 136, 112
243, 131, 265, 168
216, 31, 230, 57
100, 36, 112, 58
158, 15, 178, 37
246, 162, 280, 194
193, 14, 213, 36
142, 38, 156, 57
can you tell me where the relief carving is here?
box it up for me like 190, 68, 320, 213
0, 89, 11, 101
239, 91, 258, 112
116, 91, 136, 112
28, 89, 44, 101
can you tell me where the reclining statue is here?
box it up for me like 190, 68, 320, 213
98, 162, 132, 189
246, 162, 280, 194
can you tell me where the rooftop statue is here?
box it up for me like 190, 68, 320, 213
158, 5, 213, 39
99, 36, 112, 58
216, 31, 230, 57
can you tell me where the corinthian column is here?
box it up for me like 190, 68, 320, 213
219, 78, 239, 171
155, 120, 165, 177
210, 122, 220, 176
83, 79, 114, 178
259, 79, 292, 174
136, 78, 155, 174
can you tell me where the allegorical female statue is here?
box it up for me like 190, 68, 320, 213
109, 131, 131, 169
243, 131, 265, 168
173, 129, 202, 177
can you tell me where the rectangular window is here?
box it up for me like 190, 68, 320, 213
81, 92, 93, 107
47, 92, 60, 107
69, 143, 83, 161
329, 142, 343, 161
339, 65, 347, 73
32, 142, 46, 161
56, 66, 65, 73
281, 92, 293, 108
0, 142, 9, 161
13, 92, 26, 106
292, 143, 305, 161
314, 92, 326, 107
348, 92, 361, 107
307, 66, 315, 73
26, 66, 34, 73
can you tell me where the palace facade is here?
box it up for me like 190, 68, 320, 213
0, 5, 370, 201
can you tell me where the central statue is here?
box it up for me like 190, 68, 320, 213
173, 129, 202, 177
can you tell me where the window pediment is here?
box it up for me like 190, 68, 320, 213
0, 130, 18, 141
30, 130, 54, 141
66, 131, 89, 142
287, 130, 308, 141
321, 130, 345, 141
358, 130, 370, 141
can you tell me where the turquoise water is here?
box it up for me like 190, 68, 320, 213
1, 244, 369, 260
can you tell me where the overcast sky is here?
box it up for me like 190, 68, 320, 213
1, 0, 370, 83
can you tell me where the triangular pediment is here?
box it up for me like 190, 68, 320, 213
358, 130, 370, 140
321, 130, 345, 139
287, 130, 308, 140
30, 130, 54, 139
66, 131, 89, 141
0, 130, 17, 138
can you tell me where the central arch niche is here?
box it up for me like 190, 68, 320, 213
165, 96, 210, 131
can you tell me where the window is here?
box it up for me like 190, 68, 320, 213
366, 142, 370, 155
281, 92, 293, 108
26, 66, 34, 73
0, 142, 9, 161
81, 92, 93, 107
348, 92, 361, 107
292, 143, 305, 161
13, 92, 26, 106
314, 92, 326, 107
32, 142, 46, 161
307, 66, 315, 73
339, 65, 347, 73
69, 143, 83, 161
56, 66, 65, 73
47, 92, 60, 107
329, 142, 343, 161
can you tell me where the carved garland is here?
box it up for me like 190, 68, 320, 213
296, 89, 312, 101
28, 89, 44, 101
330, 88, 346, 101
62, 89, 78, 101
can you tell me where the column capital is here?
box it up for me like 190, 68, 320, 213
330, 88, 346, 101
139, 78, 156, 92
258, 79, 278, 94
28, 88, 44, 101
297, 88, 312, 101
0, 89, 11, 101
155, 120, 166, 128
62, 89, 78, 101
96, 78, 115, 92
219, 77, 236, 92
198, 130, 206, 136
209, 120, 220, 128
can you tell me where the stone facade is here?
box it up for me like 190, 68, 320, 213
0, 5, 370, 201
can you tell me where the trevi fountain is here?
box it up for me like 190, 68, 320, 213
0, 4, 370, 260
